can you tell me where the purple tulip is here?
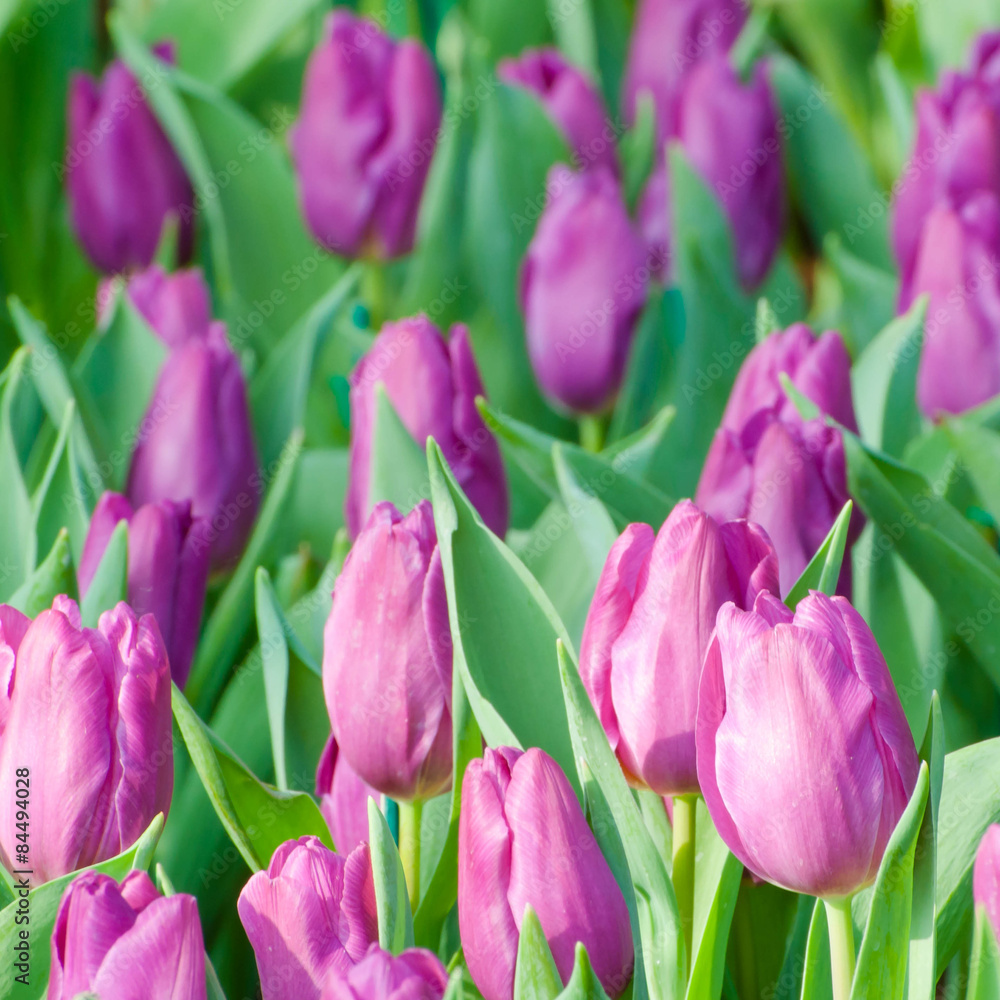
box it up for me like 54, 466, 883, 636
520, 166, 650, 413
127, 321, 259, 571
323, 944, 449, 1000
120, 264, 213, 347
0, 597, 172, 885
696, 590, 920, 897
79, 491, 212, 686
238, 837, 378, 1000
290, 11, 442, 259
66, 44, 193, 274
316, 733, 380, 855
48, 870, 206, 1000
579, 500, 779, 795
345, 316, 508, 539
974, 824, 1000, 939
498, 48, 618, 175
458, 746, 634, 1000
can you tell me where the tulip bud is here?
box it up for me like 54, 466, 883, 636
316, 733, 380, 855
290, 11, 442, 259
118, 264, 213, 347
127, 322, 259, 571
48, 870, 206, 1000
0, 598, 172, 885
458, 746, 634, 1000
696, 590, 920, 897
579, 500, 779, 795
238, 837, 378, 1000
520, 166, 650, 413
66, 44, 193, 274
974, 824, 1000, 939
323, 502, 452, 800
345, 316, 508, 539
324, 944, 450, 1000
498, 48, 618, 175
79, 491, 212, 686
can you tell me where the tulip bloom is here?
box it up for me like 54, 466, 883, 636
697, 590, 920, 897
66, 45, 193, 274
116, 264, 214, 347
48, 870, 206, 1000
579, 500, 779, 795
459, 746, 634, 1000
974, 824, 1000, 938
127, 321, 259, 570
499, 48, 617, 174
79, 492, 212, 686
316, 734, 380, 855
345, 316, 508, 539
520, 166, 649, 413
238, 837, 378, 1000
290, 11, 442, 259
324, 944, 450, 1000
0, 598, 172, 886
324, 502, 452, 800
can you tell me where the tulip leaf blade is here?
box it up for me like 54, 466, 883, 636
850, 761, 929, 1000
8, 528, 74, 618
785, 500, 853, 608
942, 416, 1000, 529
798, 899, 833, 1000
514, 904, 564, 1000
556, 944, 613, 1000
552, 442, 619, 578
369, 383, 434, 517
79, 519, 129, 628
368, 798, 415, 954
967, 907, 1000, 1000
255, 567, 290, 791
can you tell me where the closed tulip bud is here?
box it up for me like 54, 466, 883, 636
316, 733, 380, 855
580, 500, 779, 795
48, 870, 206, 1000
238, 837, 379, 1000
499, 48, 618, 175
79, 491, 212, 686
345, 316, 508, 539
66, 44, 193, 274
290, 11, 442, 259
974, 825, 1000, 938
119, 264, 213, 347
0, 598, 172, 885
520, 166, 649, 413
696, 590, 920, 897
324, 502, 452, 800
127, 322, 259, 570
324, 945, 449, 1000
459, 746, 634, 1000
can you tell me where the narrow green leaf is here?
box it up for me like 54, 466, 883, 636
255, 567, 290, 790
368, 799, 415, 954
80, 520, 128, 627
8, 529, 74, 617
0, 349, 36, 600
798, 900, 832, 1000
556, 945, 613, 1000
552, 443, 619, 577
514, 904, 564, 1000
369, 385, 432, 515
784, 501, 853, 608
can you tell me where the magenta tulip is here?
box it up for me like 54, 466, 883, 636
974, 824, 1000, 939
316, 733, 380, 855
121, 265, 213, 347
323, 944, 449, 1000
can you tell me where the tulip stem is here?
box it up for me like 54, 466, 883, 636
672, 793, 697, 971
824, 897, 856, 1000
398, 799, 423, 911
579, 414, 607, 452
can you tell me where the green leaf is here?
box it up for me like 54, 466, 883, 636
915, 0, 1000, 75
515, 905, 564, 1000
368, 799, 415, 954
552, 443, 619, 577
368, 385, 433, 515
968, 906, 1000, 1000
798, 900, 833, 1000
8, 529, 74, 617
619, 94, 657, 212
943, 417, 1000, 528
784, 501, 853, 608
255, 567, 291, 790
556, 945, 612, 1000
80, 520, 128, 627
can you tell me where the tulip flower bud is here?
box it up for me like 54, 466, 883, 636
238, 837, 379, 1000
458, 746, 634, 1000
316, 733, 380, 855
324, 502, 452, 800
498, 48, 618, 175
696, 590, 920, 898
48, 870, 206, 1000
324, 944, 450, 1000
118, 264, 214, 347
66, 44, 193, 274
974, 824, 1000, 939
520, 166, 650, 413
345, 316, 508, 539
290, 11, 442, 259
79, 491, 212, 686
579, 500, 779, 795
0, 597, 172, 886
127, 322, 259, 571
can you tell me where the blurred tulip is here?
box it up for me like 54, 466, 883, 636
499, 48, 618, 174
458, 746, 634, 1000
323, 944, 449, 1000
238, 837, 378, 1000
324, 501, 452, 800
0, 597, 172, 885
345, 316, 508, 539
316, 733, 380, 854
290, 11, 442, 259
520, 166, 650, 413
579, 500, 779, 795
696, 590, 920, 897
127, 322, 259, 570
974, 824, 1000, 938
66, 44, 193, 274
79, 491, 211, 686
119, 265, 213, 347
48, 870, 206, 1000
